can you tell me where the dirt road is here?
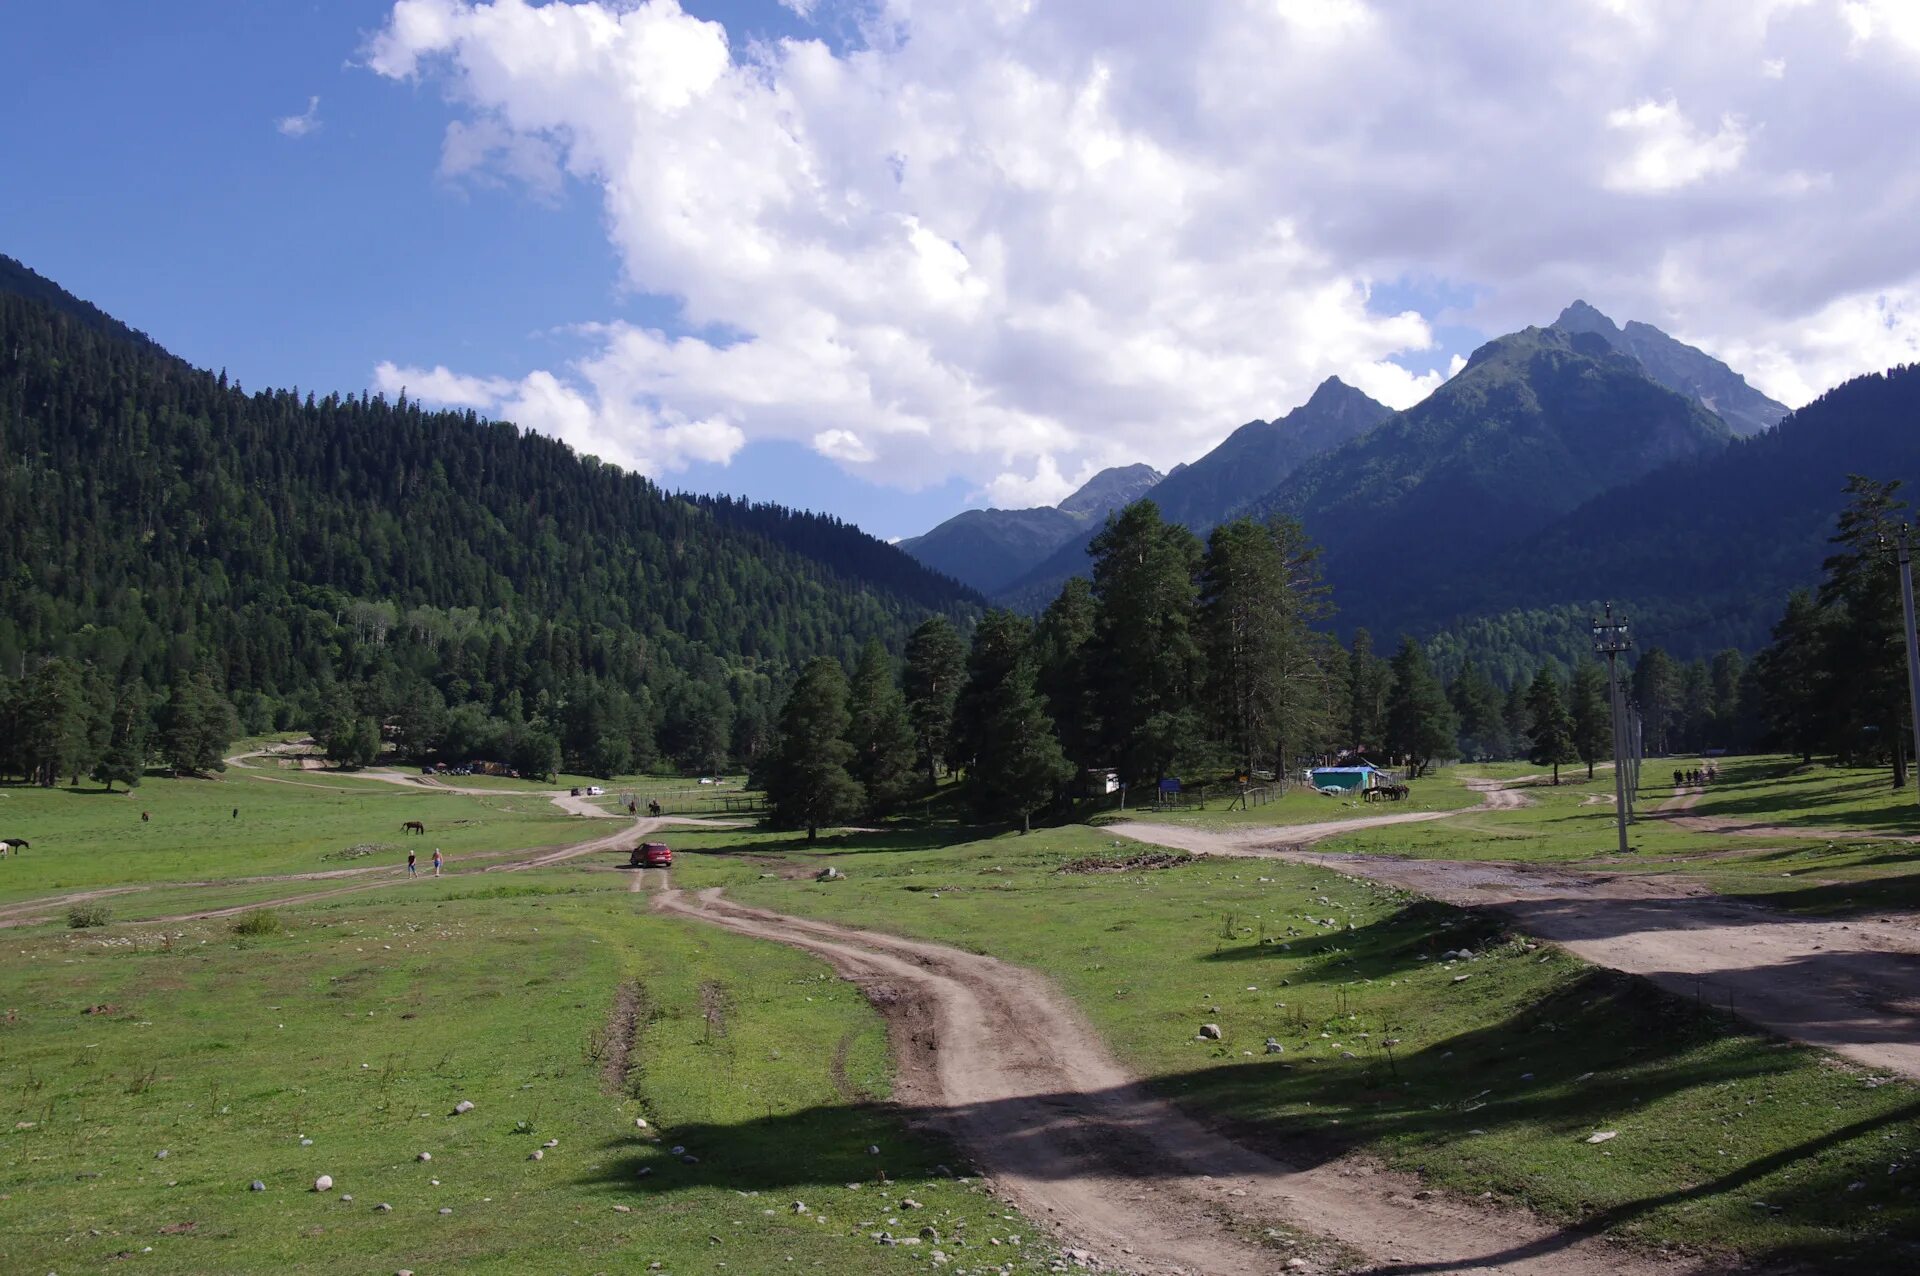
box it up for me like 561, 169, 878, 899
1111, 809, 1920, 1079
654, 886, 1692, 1276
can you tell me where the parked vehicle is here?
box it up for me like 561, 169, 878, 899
629, 842, 673, 868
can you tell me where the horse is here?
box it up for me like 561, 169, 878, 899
402, 820, 426, 835
0, 838, 25, 851
140, 811, 150, 823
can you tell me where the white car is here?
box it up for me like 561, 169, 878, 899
585, 785, 605, 796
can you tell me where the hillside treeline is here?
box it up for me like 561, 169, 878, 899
0, 281, 977, 783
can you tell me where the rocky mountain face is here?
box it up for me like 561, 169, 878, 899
1553, 300, 1788, 437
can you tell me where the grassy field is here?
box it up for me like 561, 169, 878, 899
8, 756, 1920, 1271
654, 820, 1920, 1270
0, 873, 1043, 1275
0, 772, 604, 906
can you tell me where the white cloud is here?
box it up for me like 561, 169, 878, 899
277, 96, 322, 138
365, 0, 1920, 501
1603, 98, 1748, 193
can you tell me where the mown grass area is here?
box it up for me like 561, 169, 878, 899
660, 822, 1920, 1270
0, 881, 1043, 1275
0, 772, 603, 905
1677, 756, 1920, 836
1088, 768, 1489, 829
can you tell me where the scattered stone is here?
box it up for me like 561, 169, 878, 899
867, 1145, 881, 1156
248, 1180, 266, 1192
1585, 1131, 1618, 1145
439, 1206, 453, 1215
376, 1203, 393, 1212
543, 1139, 558, 1149
530, 1150, 544, 1161
417, 1152, 432, 1163
299, 1138, 313, 1146
314, 1175, 334, 1192
397, 1270, 414, 1276
791, 1202, 809, 1214
1452, 974, 1471, 983
816, 866, 846, 882
634, 1118, 649, 1129
672, 1145, 687, 1156
452, 1100, 475, 1115
341, 1194, 354, 1203
429, 1179, 440, 1186
614, 1204, 631, 1213
636, 1167, 654, 1178
682, 1154, 699, 1165
1265, 1039, 1284, 1055
1198, 1023, 1223, 1040
155, 1150, 170, 1160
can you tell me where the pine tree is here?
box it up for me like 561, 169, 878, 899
1632, 648, 1679, 757
953, 610, 1033, 779
1447, 658, 1510, 761
1752, 589, 1832, 763
1816, 476, 1911, 784
1348, 628, 1391, 755
1199, 519, 1291, 776
766, 657, 864, 841
903, 617, 966, 785
1524, 666, 1576, 785
91, 683, 151, 792
969, 657, 1073, 833
1385, 637, 1457, 776
845, 640, 916, 817
158, 674, 238, 775
15, 658, 88, 787
1567, 663, 1612, 780
1088, 502, 1203, 786
1032, 578, 1099, 770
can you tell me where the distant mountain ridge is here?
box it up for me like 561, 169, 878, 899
1553, 299, 1787, 436
1252, 323, 1735, 610
897, 463, 1165, 594
1145, 376, 1392, 533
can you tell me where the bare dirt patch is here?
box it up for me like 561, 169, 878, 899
594, 980, 646, 1095
1058, 850, 1194, 874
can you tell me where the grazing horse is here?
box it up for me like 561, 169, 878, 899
402, 820, 426, 835
0, 838, 25, 851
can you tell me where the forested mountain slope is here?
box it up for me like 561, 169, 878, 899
0, 261, 978, 768
1410, 363, 1920, 675
1252, 325, 1734, 615
1145, 376, 1392, 533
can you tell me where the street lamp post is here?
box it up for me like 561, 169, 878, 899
1592, 602, 1633, 855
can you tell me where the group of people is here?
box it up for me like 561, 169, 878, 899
406, 847, 444, 877
1674, 764, 1719, 787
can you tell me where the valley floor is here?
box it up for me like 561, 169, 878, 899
4, 754, 1919, 1273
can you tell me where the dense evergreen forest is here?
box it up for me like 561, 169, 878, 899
0, 261, 978, 784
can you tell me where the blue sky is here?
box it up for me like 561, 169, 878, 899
0, 0, 1487, 542
0, 0, 963, 534
7, 2, 1912, 542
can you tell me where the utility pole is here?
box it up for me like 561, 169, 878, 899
1592, 602, 1633, 855
1895, 532, 1920, 806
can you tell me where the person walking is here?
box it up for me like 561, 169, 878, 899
432, 848, 443, 877
407, 849, 418, 878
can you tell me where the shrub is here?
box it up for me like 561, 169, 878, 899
67, 904, 111, 929
231, 909, 282, 937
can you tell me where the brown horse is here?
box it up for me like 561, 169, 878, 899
140, 811, 150, 823
402, 821, 426, 835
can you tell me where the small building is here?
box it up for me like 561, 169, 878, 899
1309, 765, 1379, 793
1085, 768, 1120, 795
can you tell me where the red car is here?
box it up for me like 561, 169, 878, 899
631, 842, 673, 868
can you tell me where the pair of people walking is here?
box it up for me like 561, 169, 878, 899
406, 848, 444, 877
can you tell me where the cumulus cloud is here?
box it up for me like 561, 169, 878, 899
277, 96, 322, 138
366, 0, 1920, 497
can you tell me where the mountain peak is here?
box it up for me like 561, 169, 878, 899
1550, 300, 1787, 436
1554, 299, 1623, 339
1057, 463, 1164, 518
